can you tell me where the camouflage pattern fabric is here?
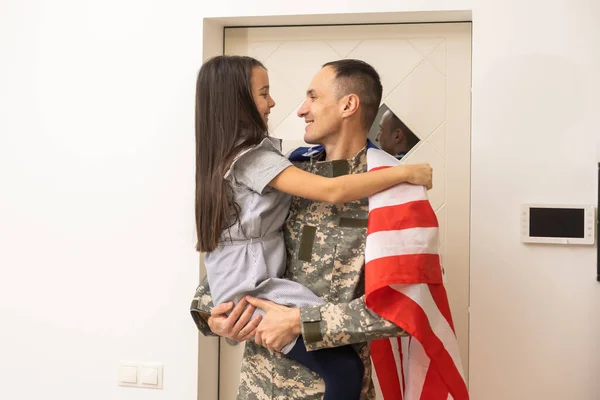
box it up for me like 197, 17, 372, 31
190, 145, 408, 399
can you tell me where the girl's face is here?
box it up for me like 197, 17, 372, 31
251, 66, 276, 126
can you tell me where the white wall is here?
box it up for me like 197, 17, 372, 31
1, 1, 599, 400
0, 1, 204, 399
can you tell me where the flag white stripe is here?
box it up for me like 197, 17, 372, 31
369, 183, 430, 212
390, 337, 405, 394
367, 147, 400, 169
371, 357, 383, 399
402, 336, 410, 379
365, 228, 439, 263
391, 283, 465, 380
404, 336, 429, 399
366, 147, 430, 212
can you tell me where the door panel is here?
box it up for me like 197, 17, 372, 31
219, 23, 472, 399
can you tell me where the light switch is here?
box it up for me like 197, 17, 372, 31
139, 363, 163, 389
140, 367, 158, 385
118, 364, 138, 386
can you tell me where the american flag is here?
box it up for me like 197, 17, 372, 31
365, 145, 469, 400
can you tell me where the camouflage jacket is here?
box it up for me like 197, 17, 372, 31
190, 145, 408, 399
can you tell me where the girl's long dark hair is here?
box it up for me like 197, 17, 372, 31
195, 55, 267, 253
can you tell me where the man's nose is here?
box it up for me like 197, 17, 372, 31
297, 99, 308, 118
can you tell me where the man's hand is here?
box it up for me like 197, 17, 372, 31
208, 298, 262, 342
245, 296, 301, 352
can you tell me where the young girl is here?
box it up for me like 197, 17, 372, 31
195, 55, 432, 400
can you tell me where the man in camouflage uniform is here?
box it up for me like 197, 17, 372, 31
191, 59, 416, 399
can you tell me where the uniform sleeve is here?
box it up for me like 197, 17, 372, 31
189, 276, 218, 337
227, 138, 292, 194
299, 295, 409, 351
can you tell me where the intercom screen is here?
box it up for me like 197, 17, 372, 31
529, 208, 584, 238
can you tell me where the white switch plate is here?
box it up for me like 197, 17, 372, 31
118, 362, 163, 390
118, 362, 138, 387
140, 363, 163, 389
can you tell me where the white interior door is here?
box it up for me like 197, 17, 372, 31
220, 22, 472, 399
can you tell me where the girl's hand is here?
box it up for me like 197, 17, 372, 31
403, 163, 433, 190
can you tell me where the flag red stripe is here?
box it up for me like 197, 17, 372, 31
371, 339, 403, 400
365, 254, 443, 295
366, 287, 469, 400
429, 284, 456, 333
368, 200, 439, 234
420, 366, 451, 400
370, 166, 392, 172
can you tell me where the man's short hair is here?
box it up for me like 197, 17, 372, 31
323, 59, 383, 130
385, 111, 420, 149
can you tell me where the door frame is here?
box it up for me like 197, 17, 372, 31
198, 10, 473, 400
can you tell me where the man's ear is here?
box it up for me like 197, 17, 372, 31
393, 128, 405, 144
341, 94, 360, 119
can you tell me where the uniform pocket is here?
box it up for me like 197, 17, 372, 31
286, 225, 336, 298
